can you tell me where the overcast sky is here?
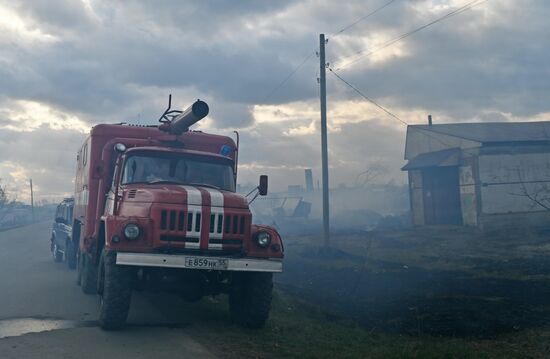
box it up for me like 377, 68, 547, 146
0, 0, 548, 203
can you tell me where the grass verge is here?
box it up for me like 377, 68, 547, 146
181, 288, 550, 359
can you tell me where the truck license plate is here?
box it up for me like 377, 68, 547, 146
184, 257, 228, 270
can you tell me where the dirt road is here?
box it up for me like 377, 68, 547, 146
0, 222, 215, 359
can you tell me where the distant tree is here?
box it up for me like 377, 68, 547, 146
516, 182, 550, 211
355, 161, 386, 187
0, 182, 7, 207
0, 179, 16, 223
512, 168, 550, 211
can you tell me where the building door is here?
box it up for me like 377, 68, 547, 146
422, 166, 462, 225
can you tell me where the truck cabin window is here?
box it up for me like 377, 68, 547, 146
121, 153, 235, 192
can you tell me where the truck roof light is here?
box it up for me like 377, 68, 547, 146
220, 145, 233, 157
114, 143, 127, 153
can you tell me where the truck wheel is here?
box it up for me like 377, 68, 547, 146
229, 272, 273, 329
80, 252, 98, 294
98, 250, 132, 330
65, 239, 77, 270
52, 243, 63, 263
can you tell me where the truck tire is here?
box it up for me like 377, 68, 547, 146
65, 239, 77, 270
76, 251, 82, 286
229, 272, 273, 329
98, 250, 132, 330
52, 242, 63, 263
80, 252, 98, 294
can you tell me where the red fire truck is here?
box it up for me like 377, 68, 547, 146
71, 97, 283, 329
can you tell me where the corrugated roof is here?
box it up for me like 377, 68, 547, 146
410, 121, 550, 143
401, 148, 460, 171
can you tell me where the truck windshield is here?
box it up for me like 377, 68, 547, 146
121, 153, 235, 191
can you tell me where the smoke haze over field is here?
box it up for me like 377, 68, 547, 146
0, 0, 549, 202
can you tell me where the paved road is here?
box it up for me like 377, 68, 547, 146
0, 222, 215, 359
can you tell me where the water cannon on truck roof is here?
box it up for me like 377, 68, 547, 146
70, 96, 283, 330
157, 95, 210, 135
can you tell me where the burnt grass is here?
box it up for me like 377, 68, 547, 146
275, 227, 550, 338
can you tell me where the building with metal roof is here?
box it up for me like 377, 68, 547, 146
402, 121, 550, 229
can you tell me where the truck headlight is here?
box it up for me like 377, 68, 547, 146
124, 223, 140, 240
256, 231, 271, 248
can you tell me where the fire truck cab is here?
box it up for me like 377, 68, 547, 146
71, 99, 283, 329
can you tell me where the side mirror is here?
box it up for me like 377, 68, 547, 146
258, 175, 268, 196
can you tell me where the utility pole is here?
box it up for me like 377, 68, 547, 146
29, 179, 35, 222
319, 33, 330, 247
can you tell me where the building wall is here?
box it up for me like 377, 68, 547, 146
478, 151, 550, 214
408, 155, 479, 227
459, 162, 478, 226
405, 130, 550, 229
408, 170, 424, 225
405, 128, 480, 227
477, 147, 550, 229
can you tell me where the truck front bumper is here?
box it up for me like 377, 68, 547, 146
116, 252, 283, 273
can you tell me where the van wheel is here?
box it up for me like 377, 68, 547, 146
65, 239, 77, 270
229, 272, 273, 328
80, 252, 98, 294
98, 250, 132, 330
52, 243, 63, 263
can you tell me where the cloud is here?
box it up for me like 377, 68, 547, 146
0, 0, 548, 200
0, 126, 85, 202
0, 100, 90, 132
0, 3, 59, 44
230, 113, 407, 192
328, 1, 550, 118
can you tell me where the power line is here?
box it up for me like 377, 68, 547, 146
260, 1, 398, 104
335, 0, 488, 70
335, 0, 486, 69
333, 0, 397, 37
326, 0, 490, 149
261, 51, 316, 104
334, 0, 489, 71
328, 67, 408, 126
328, 67, 460, 149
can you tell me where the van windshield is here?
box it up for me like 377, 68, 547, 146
121, 152, 235, 192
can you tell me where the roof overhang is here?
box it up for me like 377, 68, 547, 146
401, 148, 460, 171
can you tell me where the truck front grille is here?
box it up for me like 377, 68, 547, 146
160, 209, 201, 233
222, 214, 246, 235
155, 207, 249, 250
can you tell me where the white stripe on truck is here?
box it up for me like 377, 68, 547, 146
179, 186, 202, 249
206, 188, 224, 250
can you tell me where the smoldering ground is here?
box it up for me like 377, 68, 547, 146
270, 222, 550, 338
